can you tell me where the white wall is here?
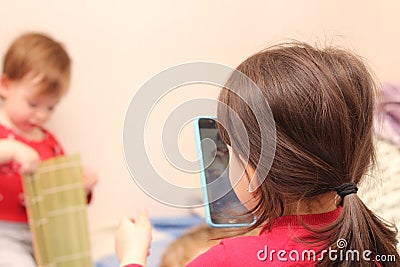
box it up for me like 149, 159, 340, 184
1, 0, 399, 231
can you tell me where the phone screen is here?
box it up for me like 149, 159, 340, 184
196, 117, 254, 227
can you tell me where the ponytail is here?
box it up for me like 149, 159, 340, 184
317, 193, 399, 266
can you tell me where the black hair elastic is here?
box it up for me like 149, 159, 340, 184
335, 182, 358, 199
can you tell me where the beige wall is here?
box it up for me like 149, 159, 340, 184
1, 0, 400, 230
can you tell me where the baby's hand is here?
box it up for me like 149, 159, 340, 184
82, 165, 98, 194
115, 211, 152, 267
12, 141, 40, 173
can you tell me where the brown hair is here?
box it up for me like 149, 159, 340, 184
2, 32, 71, 98
217, 42, 399, 266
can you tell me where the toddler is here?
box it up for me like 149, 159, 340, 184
0, 32, 97, 267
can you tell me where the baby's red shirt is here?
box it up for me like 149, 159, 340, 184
0, 124, 64, 222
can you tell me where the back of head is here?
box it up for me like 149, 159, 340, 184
2, 32, 71, 98
217, 42, 399, 266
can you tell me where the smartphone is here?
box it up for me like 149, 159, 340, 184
194, 116, 255, 227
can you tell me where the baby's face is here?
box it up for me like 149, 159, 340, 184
1, 76, 60, 133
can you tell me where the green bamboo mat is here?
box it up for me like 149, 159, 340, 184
23, 154, 92, 267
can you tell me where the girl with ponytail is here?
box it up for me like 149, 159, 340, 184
115, 42, 399, 266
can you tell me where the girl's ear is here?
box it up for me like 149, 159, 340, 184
0, 75, 10, 98
247, 164, 261, 193
237, 153, 261, 193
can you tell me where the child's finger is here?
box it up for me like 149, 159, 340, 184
136, 210, 150, 226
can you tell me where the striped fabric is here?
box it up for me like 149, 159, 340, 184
23, 154, 92, 267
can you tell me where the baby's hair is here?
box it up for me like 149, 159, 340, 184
2, 32, 71, 98
217, 41, 399, 266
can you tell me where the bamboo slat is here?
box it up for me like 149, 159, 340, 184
23, 154, 92, 267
